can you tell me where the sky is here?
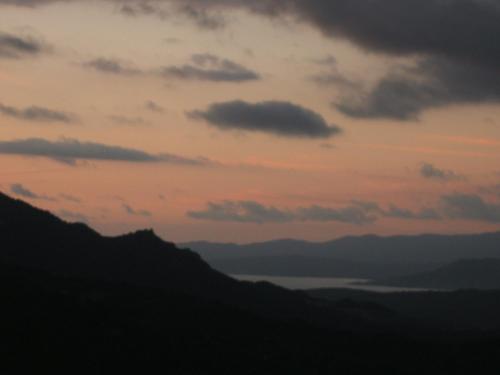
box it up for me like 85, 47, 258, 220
1, 0, 500, 243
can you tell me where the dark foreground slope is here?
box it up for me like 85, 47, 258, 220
3, 262, 500, 375
308, 288, 500, 331
373, 259, 500, 290
2, 192, 500, 374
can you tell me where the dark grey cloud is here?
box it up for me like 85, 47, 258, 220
123, 204, 152, 217
162, 53, 259, 82
124, 0, 500, 69
10, 183, 54, 201
0, 137, 210, 165
420, 163, 464, 182
334, 57, 500, 120
442, 193, 500, 223
187, 199, 438, 225
287, 0, 500, 70
145, 100, 165, 113
0, 31, 48, 59
0, 102, 76, 123
188, 100, 341, 139
82, 58, 142, 75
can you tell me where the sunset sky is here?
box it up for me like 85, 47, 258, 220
1, 0, 500, 243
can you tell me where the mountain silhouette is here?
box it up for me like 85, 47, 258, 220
0, 191, 398, 329
184, 232, 500, 278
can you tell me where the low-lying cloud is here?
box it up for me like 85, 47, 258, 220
187, 200, 438, 225
0, 137, 211, 165
190, 194, 500, 225
442, 193, 500, 223
188, 100, 341, 139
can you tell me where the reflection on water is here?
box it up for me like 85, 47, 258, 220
231, 274, 433, 293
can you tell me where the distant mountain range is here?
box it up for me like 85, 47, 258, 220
373, 259, 500, 290
183, 232, 500, 278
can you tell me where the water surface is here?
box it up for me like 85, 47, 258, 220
232, 274, 434, 293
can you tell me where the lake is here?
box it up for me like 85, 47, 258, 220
231, 274, 434, 293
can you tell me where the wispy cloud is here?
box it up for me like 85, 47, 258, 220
58, 209, 89, 223
10, 183, 54, 201
82, 57, 142, 75
145, 100, 165, 113
123, 204, 152, 217
162, 53, 260, 82
0, 102, 76, 124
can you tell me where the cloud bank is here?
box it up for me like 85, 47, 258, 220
188, 200, 439, 225
442, 193, 500, 223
